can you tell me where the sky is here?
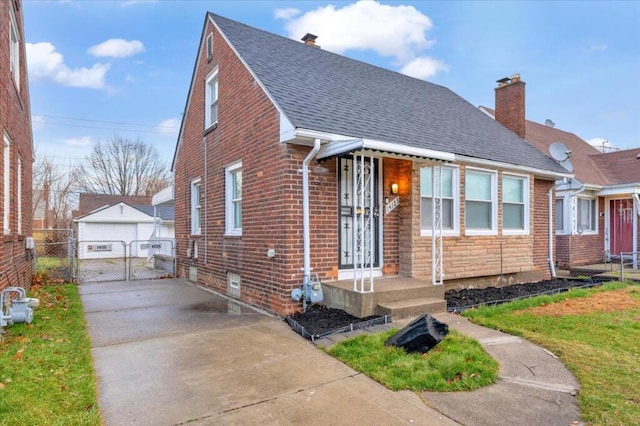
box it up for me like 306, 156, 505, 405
23, 0, 640, 170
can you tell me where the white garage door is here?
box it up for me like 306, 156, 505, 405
84, 223, 137, 242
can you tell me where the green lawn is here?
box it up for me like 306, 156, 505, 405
328, 329, 499, 392
0, 284, 101, 425
463, 281, 640, 426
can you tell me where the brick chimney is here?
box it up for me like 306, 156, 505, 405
494, 73, 526, 138
301, 33, 319, 48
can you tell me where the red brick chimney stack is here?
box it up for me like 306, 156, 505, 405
495, 73, 526, 138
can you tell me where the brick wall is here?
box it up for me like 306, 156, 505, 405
0, 0, 34, 291
405, 161, 550, 289
494, 75, 526, 138
175, 19, 341, 316
555, 196, 607, 268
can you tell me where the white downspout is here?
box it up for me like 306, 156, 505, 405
548, 178, 575, 278
302, 139, 321, 310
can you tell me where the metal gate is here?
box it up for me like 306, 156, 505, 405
77, 240, 127, 283
129, 239, 175, 281
76, 239, 175, 283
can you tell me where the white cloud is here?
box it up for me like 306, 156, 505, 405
26, 42, 109, 89
88, 39, 145, 58
64, 136, 93, 147
155, 118, 180, 137
121, 0, 157, 7
125, 73, 135, 82
585, 43, 607, 53
276, 0, 443, 75
274, 7, 301, 20
400, 56, 449, 80
31, 115, 46, 131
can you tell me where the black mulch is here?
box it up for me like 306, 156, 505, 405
445, 277, 608, 312
287, 277, 610, 337
288, 304, 381, 336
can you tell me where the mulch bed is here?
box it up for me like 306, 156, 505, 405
287, 277, 610, 337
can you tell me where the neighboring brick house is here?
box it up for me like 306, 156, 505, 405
0, 0, 34, 291
482, 75, 640, 270
173, 13, 571, 317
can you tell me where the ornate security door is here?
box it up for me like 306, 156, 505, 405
338, 156, 379, 270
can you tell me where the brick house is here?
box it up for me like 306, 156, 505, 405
172, 13, 571, 317
482, 75, 640, 270
0, 0, 34, 291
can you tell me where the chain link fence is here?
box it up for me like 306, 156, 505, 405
33, 229, 75, 282
77, 241, 128, 283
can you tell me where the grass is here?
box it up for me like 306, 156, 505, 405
463, 281, 640, 426
0, 284, 101, 425
328, 329, 498, 392
35, 256, 69, 274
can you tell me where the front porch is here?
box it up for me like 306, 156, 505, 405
322, 276, 446, 319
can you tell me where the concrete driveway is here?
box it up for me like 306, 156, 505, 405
81, 279, 457, 425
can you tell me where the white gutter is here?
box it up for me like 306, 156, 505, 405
302, 139, 321, 309
456, 155, 572, 181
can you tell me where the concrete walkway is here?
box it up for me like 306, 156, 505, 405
316, 313, 582, 426
81, 279, 457, 425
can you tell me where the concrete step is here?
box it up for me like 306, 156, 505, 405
376, 297, 447, 320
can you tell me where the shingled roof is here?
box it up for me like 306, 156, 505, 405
202, 14, 566, 175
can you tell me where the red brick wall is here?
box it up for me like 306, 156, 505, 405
555, 197, 607, 268
0, 0, 34, 291
174, 19, 340, 316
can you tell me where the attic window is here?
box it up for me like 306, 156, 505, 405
206, 32, 213, 61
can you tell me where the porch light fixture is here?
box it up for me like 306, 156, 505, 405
390, 183, 399, 195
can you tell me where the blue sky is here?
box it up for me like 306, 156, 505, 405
24, 0, 640, 169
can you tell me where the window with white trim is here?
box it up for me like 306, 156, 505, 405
190, 179, 201, 235
502, 174, 529, 234
205, 68, 219, 128
465, 169, 497, 235
577, 197, 597, 233
4, 133, 10, 234
420, 165, 459, 235
555, 198, 565, 233
225, 162, 242, 235
17, 156, 22, 235
206, 32, 213, 61
9, 4, 20, 89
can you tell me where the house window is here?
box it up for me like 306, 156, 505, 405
205, 68, 219, 128
555, 198, 565, 233
225, 161, 242, 236
465, 169, 497, 235
17, 156, 22, 235
3, 133, 10, 235
502, 174, 529, 234
9, 5, 20, 89
206, 32, 213, 61
577, 197, 597, 233
190, 179, 201, 235
420, 165, 459, 235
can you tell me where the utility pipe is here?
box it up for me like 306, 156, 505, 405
302, 139, 321, 311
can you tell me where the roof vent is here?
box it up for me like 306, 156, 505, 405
545, 119, 555, 128
301, 33, 319, 48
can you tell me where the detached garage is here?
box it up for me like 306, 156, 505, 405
74, 202, 174, 259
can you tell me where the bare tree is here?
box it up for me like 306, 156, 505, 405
32, 155, 80, 229
77, 136, 171, 196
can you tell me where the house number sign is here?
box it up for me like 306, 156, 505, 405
385, 196, 400, 214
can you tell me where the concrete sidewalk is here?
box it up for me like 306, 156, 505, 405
316, 313, 582, 426
81, 279, 458, 425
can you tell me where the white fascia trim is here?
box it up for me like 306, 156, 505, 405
455, 154, 572, 180
596, 184, 640, 197
363, 139, 455, 162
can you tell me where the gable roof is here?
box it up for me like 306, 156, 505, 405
75, 193, 152, 218
590, 148, 640, 186
201, 13, 567, 177
482, 107, 640, 187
